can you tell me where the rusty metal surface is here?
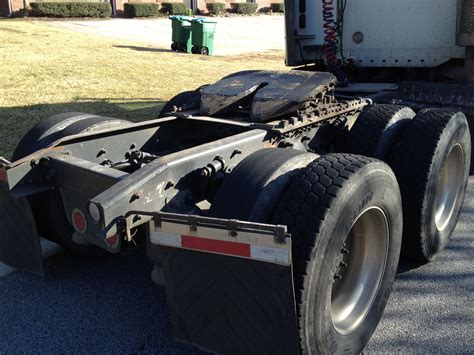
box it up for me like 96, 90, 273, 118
200, 70, 337, 121
91, 129, 271, 235
0, 70, 368, 256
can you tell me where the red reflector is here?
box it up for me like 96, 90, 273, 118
72, 209, 87, 234
181, 235, 251, 258
0, 170, 7, 182
106, 234, 119, 248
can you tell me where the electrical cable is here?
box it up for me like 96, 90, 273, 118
321, 0, 349, 85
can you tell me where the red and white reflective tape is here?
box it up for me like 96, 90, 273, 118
152, 232, 290, 266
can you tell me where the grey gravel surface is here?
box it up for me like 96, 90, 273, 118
0, 179, 472, 354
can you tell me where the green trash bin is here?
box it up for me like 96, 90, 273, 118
191, 18, 217, 55
169, 16, 194, 53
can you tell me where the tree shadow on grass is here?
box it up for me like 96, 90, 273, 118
0, 99, 166, 158
114, 45, 173, 53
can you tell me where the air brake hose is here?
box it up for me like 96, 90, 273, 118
322, 0, 349, 85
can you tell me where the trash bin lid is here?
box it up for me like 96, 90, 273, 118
191, 17, 218, 23
169, 15, 194, 21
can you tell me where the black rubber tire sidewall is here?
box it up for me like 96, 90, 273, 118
392, 110, 471, 261
209, 148, 317, 222
12, 112, 97, 161
16, 116, 131, 255
307, 168, 401, 354
158, 90, 202, 118
272, 156, 403, 354
345, 105, 415, 162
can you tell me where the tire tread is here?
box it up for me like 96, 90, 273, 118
272, 153, 377, 350
391, 109, 460, 260
346, 104, 414, 160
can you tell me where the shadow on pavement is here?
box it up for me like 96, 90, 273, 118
0, 247, 203, 354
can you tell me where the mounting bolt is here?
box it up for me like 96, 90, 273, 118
130, 193, 140, 202
200, 168, 210, 177
230, 149, 242, 159
97, 149, 107, 158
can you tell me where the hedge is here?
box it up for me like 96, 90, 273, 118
270, 3, 284, 12
160, 2, 192, 15
231, 2, 258, 15
32, 0, 108, 3
206, 2, 225, 15
30, 2, 112, 17
124, 3, 159, 17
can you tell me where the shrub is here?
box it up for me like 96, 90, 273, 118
11, 8, 29, 17
231, 2, 258, 15
124, 3, 159, 17
32, 0, 107, 2
270, 3, 284, 13
160, 2, 192, 15
206, 2, 225, 15
29, 2, 112, 17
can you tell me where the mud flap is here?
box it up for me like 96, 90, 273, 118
0, 182, 44, 276
155, 247, 299, 354
146, 213, 300, 354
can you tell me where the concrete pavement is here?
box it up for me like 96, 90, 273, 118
46, 16, 285, 56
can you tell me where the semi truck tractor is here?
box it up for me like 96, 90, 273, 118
1, 0, 473, 353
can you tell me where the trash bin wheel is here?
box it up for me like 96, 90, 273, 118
201, 47, 209, 55
171, 42, 178, 51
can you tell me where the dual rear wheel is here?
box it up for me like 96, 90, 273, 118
209, 105, 470, 353
346, 105, 470, 261
210, 150, 402, 354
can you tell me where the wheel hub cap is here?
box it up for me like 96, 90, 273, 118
434, 144, 464, 232
331, 207, 389, 335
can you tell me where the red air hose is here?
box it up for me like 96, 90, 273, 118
322, 0, 348, 85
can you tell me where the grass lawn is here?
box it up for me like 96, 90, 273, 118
0, 19, 286, 158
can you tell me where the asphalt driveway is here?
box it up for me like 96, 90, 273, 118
46, 16, 285, 56
0, 179, 472, 354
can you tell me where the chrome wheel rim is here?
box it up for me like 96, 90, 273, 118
331, 207, 389, 335
434, 144, 464, 232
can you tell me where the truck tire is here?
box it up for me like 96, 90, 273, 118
12, 114, 131, 255
12, 112, 130, 161
12, 112, 94, 161
272, 154, 403, 354
209, 148, 318, 222
158, 86, 207, 118
391, 109, 471, 261
345, 105, 415, 161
